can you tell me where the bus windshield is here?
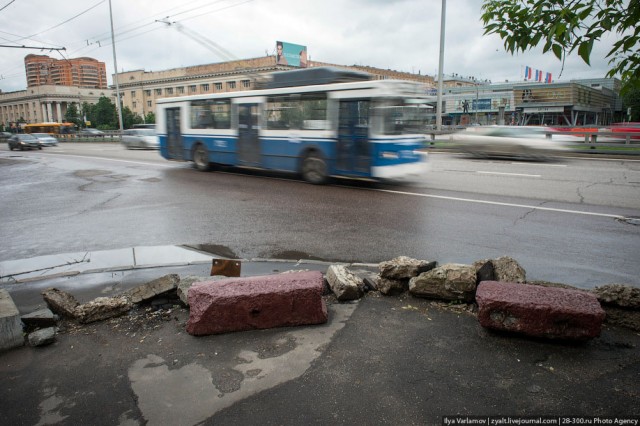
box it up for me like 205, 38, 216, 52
372, 99, 432, 135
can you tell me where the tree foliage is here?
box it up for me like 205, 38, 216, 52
621, 82, 640, 121
481, 0, 640, 88
64, 103, 82, 128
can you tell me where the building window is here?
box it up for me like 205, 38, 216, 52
145, 90, 151, 96
156, 89, 162, 95
147, 101, 152, 108
201, 84, 209, 92
214, 82, 222, 91
189, 85, 197, 93
227, 81, 236, 89
177, 86, 184, 94
241, 80, 250, 88
131, 91, 136, 98
166, 87, 173, 95
132, 101, 137, 108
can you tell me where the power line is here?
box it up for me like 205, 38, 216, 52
0, 44, 65, 51
0, 0, 16, 13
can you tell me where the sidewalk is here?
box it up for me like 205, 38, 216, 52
1, 248, 639, 425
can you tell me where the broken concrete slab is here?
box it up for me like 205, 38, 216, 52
76, 296, 132, 324
326, 265, 364, 301
42, 288, 80, 319
379, 256, 436, 280
0, 289, 24, 352
474, 256, 526, 284
21, 308, 57, 329
409, 263, 477, 302
186, 271, 328, 336
27, 327, 56, 347
378, 277, 407, 296
476, 281, 605, 341
593, 284, 640, 309
124, 274, 180, 304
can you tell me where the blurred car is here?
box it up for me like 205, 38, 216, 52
0, 131, 12, 141
79, 128, 105, 136
448, 126, 568, 160
8, 134, 42, 150
121, 128, 159, 149
31, 133, 59, 147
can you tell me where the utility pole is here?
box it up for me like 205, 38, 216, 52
436, 0, 446, 131
109, 0, 124, 132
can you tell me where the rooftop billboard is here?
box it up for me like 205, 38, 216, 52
276, 41, 308, 68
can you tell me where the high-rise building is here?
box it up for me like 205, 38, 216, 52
24, 54, 108, 89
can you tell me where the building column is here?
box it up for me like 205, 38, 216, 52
41, 103, 48, 122
56, 102, 63, 123
46, 103, 53, 123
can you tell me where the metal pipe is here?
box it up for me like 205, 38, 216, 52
436, 0, 446, 131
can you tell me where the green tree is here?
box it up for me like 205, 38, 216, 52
621, 82, 640, 121
144, 111, 156, 124
93, 96, 117, 129
481, 0, 640, 90
81, 101, 96, 128
122, 106, 143, 129
64, 103, 82, 128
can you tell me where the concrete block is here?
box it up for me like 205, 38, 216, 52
187, 271, 328, 336
476, 281, 605, 341
0, 289, 24, 351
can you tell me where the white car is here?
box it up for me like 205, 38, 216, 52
121, 128, 159, 150
31, 133, 59, 147
449, 126, 568, 160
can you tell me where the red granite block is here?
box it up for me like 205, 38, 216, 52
186, 271, 328, 336
476, 281, 605, 340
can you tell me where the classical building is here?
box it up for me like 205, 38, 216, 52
0, 85, 108, 127
24, 54, 108, 89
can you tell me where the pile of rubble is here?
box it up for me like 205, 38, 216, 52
1, 256, 639, 353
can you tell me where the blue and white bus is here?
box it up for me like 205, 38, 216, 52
156, 67, 431, 184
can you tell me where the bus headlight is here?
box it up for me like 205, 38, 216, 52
380, 151, 399, 159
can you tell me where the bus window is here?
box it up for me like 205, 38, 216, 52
191, 99, 231, 129
266, 93, 328, 130
371, 100, 431, 135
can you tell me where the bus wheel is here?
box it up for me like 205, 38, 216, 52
301, 152, 328, 184
192, 144, 211, 171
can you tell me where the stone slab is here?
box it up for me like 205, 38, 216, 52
187, 271, 328, 336
476, 281, 605, 341
0, 289, 24, 351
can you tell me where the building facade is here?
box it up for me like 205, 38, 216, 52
24, 54, 108, 89
113, 56, 436, 120
441, 78, 621, 127
0, 85, 108, 129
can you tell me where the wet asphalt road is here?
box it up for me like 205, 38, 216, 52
1, 142, 639, 289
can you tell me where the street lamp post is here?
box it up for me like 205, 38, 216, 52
108, 0, 124, 132
436, 0, 446, 131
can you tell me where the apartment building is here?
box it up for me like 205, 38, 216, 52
24, 54, 108, 89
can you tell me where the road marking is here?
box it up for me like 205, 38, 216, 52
476, 171, 541, 177
367, 188, 625, 219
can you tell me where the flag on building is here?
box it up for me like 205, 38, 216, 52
524, 66, 532, 81
545, 72, 552, 83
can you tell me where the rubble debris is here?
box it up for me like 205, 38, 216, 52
379, 256, 437, 280
326, 265, 365, 301
76, 296, 132, 324
124, 274, 180, 304
409, 263, 477, 302
42, 288, 80, 318
28, 327, 57, 347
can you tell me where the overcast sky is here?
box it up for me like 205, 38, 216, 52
0, 0, 621, 93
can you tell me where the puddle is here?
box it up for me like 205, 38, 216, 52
184, 244, 239, 259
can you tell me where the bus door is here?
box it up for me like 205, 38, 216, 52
237, 103, 260, 166
337, 99, 370, 175
165, 107, 183, 159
